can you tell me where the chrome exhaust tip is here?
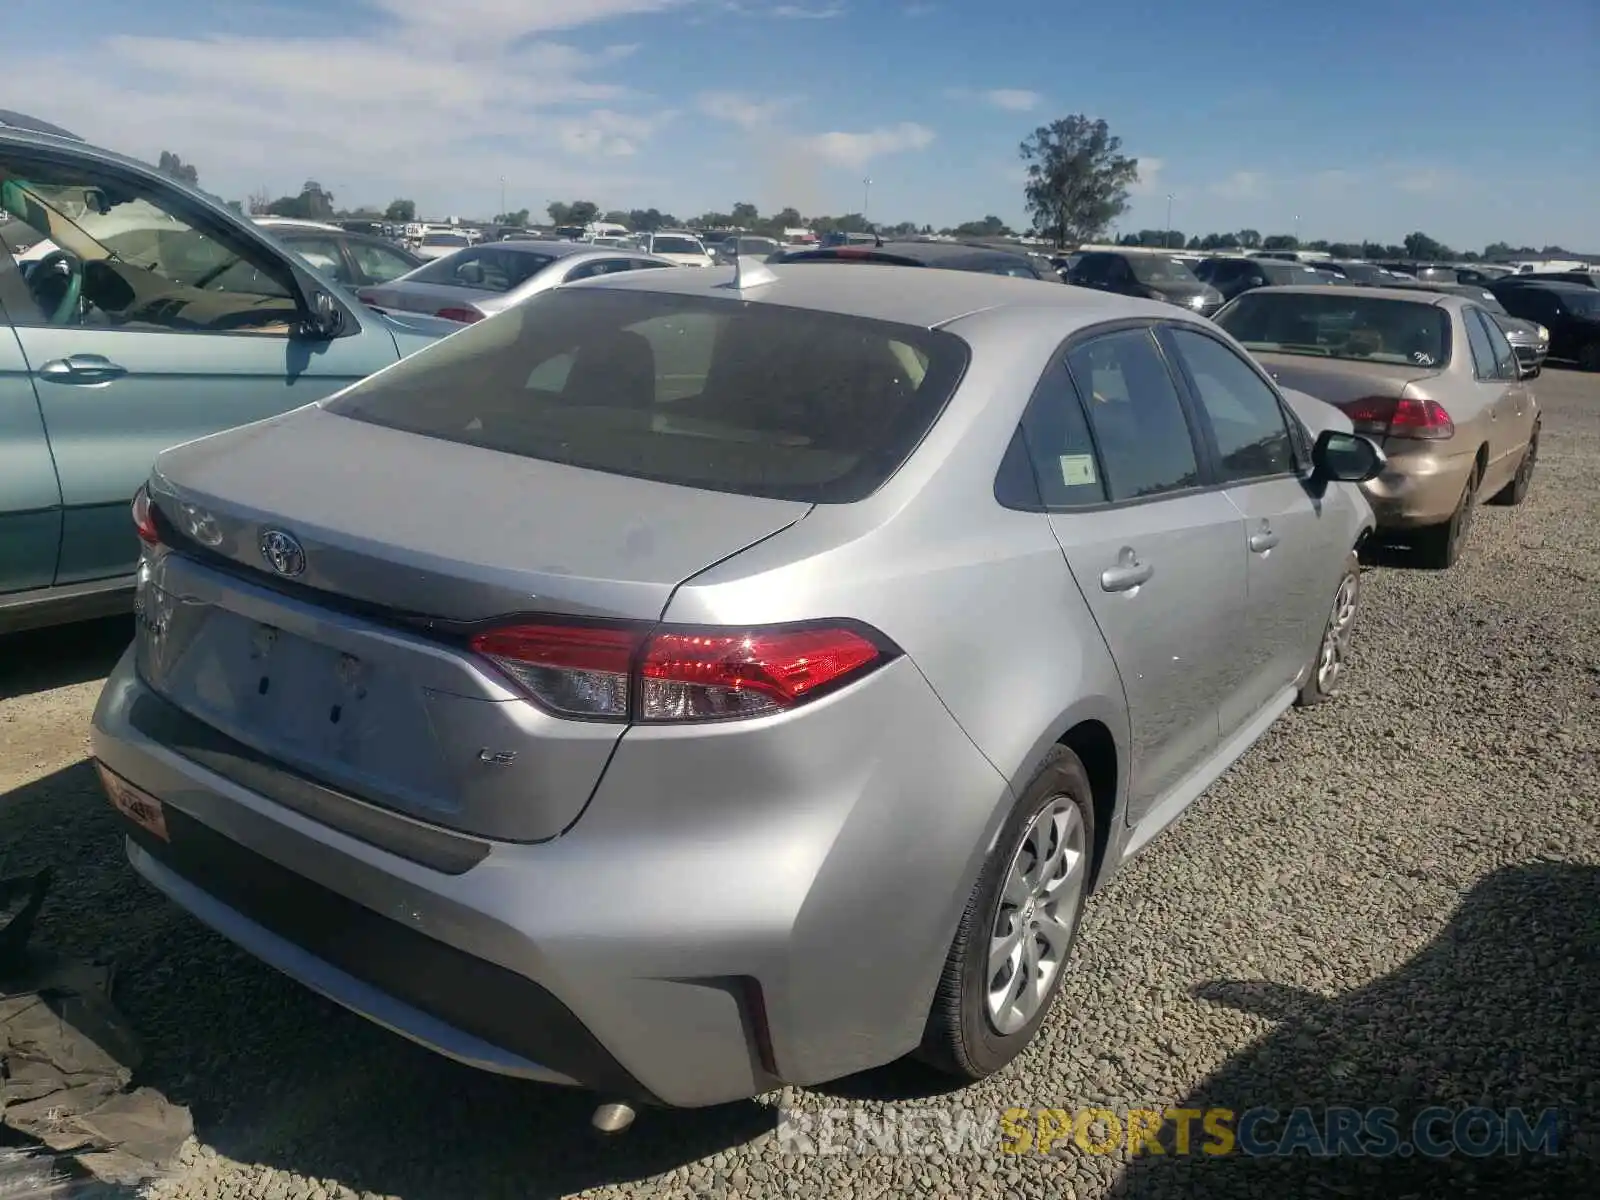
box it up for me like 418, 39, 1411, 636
591, 1102, 637, 1134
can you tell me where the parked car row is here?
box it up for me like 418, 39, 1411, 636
0, 109, 1561, 1133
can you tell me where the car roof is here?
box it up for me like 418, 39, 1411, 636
254, 217, 343, 231
568, 260, 1174, 329
1507, 280, 1595, 292
1246, 284, 1458, 307
0, 110, 83, 140
785, 240, 1039, 270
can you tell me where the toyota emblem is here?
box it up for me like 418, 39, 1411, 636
258, 529, 306, 577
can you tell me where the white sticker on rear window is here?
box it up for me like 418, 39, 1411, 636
1059, 454, 1098, 487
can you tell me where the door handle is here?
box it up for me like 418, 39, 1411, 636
1249, 524, 1280, 553
38, 354, 128, 384
1100, 547, 1153, 593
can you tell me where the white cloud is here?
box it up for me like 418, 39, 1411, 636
1395, 167, 1458, 195
2, 0, 690, 217
696, 91, 800, 130
769, 2, 845, 16
794, 122, 936, 169
946, 87, 1042, 112
1208, 170, 1269, 200
551, 108, 679, 158
980, 89, 1042, 112
1128, 156, 1165, 196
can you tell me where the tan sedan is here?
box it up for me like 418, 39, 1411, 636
1215, 285, 1540, 568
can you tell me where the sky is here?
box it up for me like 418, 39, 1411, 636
11, 0, 1597, 250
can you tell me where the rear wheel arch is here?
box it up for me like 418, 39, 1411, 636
1058, 720, 1117, 891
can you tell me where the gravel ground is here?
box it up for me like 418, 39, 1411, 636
2, 368, 1597, 1200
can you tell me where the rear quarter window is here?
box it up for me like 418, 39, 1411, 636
324, 288, 969, 503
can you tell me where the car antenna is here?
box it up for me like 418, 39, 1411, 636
725, 250, 778, 292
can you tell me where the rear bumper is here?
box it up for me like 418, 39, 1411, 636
1360, 443, 1477, 529
91, 649, 1009, 1107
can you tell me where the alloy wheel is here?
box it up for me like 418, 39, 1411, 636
986, 798, 1088, 1036
1316, 570, 1360, 694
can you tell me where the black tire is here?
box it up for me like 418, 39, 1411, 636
1413, 465, 1479, 570
1580, 341, 1600, 372
1296, 550, 1361, 707
919, 745, 1095, 1081
1488, 422, 1539, 507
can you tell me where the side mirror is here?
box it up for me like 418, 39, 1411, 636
1312, 429, 1385, 483
1518, 361, 1540, 380
299, 289, 343, 339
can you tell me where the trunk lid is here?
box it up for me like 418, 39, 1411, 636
136, 404, 810, 841
1254, 352, 1440, 405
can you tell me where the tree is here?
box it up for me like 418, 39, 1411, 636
385, 198, 417, 222
156, 151, 200, 189
628, 208, 668, 231
549, 200, 599, 227
730, 201, 760, 227
225, 200, 244, 215
1483, 241, 1513, 260
808, 212, 872, 234
1327, 242, 1361, 259
1019, 115, 1139, 248
1234, 228, 1261, 249
1261, 234, 1299, 251
604, 210, 630, 225
263, 181, 336, 221
773, 207, 803, 229
247, 187, 272, 215
494, 209, 530, 227
952, 215, 1013, 238
1403, 231, 1453, 260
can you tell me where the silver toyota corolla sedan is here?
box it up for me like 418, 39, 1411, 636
91, 261, 1383, 1112
357, 238, 678, 324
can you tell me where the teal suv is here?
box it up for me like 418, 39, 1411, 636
0, 111, 447, 633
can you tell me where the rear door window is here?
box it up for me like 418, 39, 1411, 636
1461, 305, 1496, 378
1064, 328, 1201, 501
1475, 309, 1518, 380
1166, 327, 1297, 481
324, 288, 969, 503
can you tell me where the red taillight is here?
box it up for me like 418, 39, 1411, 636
1389, 396, 1454, 439
470, 623, 643, 719
468, 621, 890, 722
1335, 395, 1454, 440
435, 306, 484, 323
131, 485, 160, 546
640, 626, 882, 722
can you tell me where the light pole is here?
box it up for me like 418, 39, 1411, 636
1293, 213, 1300, 246
499, 176, 507, 220
1165, 193, 1175, 247
863, 177, 872, 223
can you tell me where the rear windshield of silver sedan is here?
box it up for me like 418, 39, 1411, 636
1216, 291, 1453, 368
408, 247, 555, 292
650, 236, 704, 255
324, 288, 970, 503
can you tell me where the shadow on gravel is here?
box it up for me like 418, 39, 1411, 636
1, 762, 773, 1200
0, 617, 133, 701
1112, 859, 1600, 1199
812, 1055, 974, 1103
